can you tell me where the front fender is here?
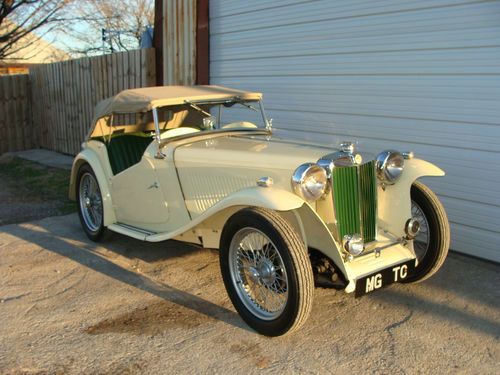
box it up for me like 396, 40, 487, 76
378, 158, 444, 238
146, 186, 305, 242
284, 203, 348, 280
69, 148, 116, 226
206, 188, 350, 279
216, 186, 305, 211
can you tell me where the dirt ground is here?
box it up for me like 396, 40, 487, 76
0, 214, 498, 374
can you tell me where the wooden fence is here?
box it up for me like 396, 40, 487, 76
0, 74, 32, 155
29, 48, 156, 155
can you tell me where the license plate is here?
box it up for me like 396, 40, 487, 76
355, 259, 416, 297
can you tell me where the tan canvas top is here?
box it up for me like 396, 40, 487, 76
93, 85, 262, 121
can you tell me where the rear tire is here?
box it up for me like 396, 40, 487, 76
76, 164, 107, 242
402, 181, 450, 283
219, 207, 314, 336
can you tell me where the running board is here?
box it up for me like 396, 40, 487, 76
108, 223, 157, 240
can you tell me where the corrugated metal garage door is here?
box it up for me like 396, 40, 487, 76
209, 0, 500, 262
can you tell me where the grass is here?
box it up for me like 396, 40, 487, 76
0, 156, 75, 215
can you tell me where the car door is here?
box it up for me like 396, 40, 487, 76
110, 155, 170, 232
147, 144, 192, 232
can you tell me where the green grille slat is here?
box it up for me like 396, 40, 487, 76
333, 166, 360, 240
359, 161, 377, 242
332, 161, 377, 243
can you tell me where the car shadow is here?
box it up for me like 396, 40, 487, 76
100, 230, 203, 264
2, 215, 252, 333
368, 253, 500, 338
423, 252, 500, 310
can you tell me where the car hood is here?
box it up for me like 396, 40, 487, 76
174, 134, 333, 172
172, 134, 335, 216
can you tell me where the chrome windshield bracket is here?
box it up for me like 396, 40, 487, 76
152, 107, 161, 142
152, 107, 166, 159
259, 100, 272, 131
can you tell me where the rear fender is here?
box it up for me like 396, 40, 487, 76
69, 148, 116, 226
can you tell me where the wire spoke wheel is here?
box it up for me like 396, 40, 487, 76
411, 200, 430, 261
229, 228, 289, 320
402, 181, 450, 283
78, 172, 103, 232
220, 207, 314, 336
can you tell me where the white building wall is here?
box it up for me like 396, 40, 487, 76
210, 0, 500, 262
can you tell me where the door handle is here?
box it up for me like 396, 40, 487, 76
148, 182, 159, 189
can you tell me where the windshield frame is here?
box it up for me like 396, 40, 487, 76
151, 96, 272, 155
181, 97, 272, 131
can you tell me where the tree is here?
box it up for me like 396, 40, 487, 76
63, 0, 154, 56
0, 0, 71, 61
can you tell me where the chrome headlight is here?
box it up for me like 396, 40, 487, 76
291, 163, 327, 201
375, 150, 404, 185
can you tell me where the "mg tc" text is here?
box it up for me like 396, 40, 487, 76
365, 264, 409, 293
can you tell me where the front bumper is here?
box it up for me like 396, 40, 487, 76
343, 231, 416, 293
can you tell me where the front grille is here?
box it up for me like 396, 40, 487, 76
359, 161, 377, 242
332, 160, 377, 243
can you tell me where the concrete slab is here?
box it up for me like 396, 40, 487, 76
9, 149, 73, 170
0, 214, 498, 374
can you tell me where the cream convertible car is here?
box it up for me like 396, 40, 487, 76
70, 85, 450, 336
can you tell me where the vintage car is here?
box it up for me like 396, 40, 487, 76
70, 85, 450, 336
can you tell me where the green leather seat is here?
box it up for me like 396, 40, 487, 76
93, 133, 153, 175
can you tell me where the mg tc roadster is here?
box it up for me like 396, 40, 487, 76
70, 85, 450, 336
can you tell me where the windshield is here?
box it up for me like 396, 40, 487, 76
184, 98, 270, 130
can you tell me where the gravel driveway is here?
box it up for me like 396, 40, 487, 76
0, 214, 498, 374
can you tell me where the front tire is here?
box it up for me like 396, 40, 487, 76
76, 164, 107, 241
402, 181, 450, 283
219, 207, 314, 336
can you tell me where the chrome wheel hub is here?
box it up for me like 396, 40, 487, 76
257, 260, 276, 286
411, 200, 430, 261
248, 266, 260, 284
247, 260, 276, 286
228, 228, 288, 320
